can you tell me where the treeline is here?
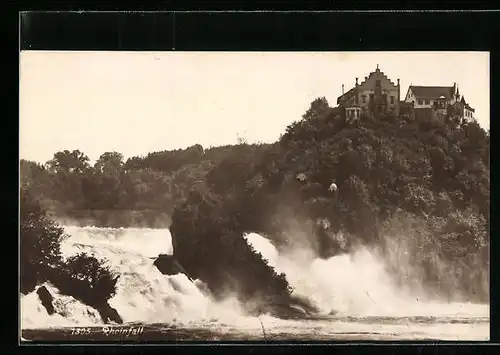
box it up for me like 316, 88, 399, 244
20, 143, 271, 227
169, 97, 490, 308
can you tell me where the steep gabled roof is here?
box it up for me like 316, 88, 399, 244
459, 95, 475, 112
409, 86, 454, 100
465, 104, 475, 112
337, 87, 356, 104
337, 65, 397, 104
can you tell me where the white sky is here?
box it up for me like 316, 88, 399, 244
20, 51, 489, 164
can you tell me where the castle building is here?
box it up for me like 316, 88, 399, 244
337, 65, 400, 121
336, 66, 477, 124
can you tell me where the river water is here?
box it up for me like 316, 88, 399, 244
20, 226, 489, 341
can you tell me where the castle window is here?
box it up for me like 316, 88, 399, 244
418, 99, 423, 105
390, 96, 395, 104
362, 95, 366, 104
376, 80, 381, 87
424, 100, 430, 105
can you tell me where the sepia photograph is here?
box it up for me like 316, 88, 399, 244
19, 51, 490, 342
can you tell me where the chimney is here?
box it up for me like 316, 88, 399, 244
355, 77, 358, 86
397, 79, 401, 115
342, 84, 344, 94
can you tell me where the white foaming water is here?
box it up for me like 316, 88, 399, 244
21, 282, 102, 328
21, 226, 251, 330
243, 232, 489, 319
21, 227, 489, 340
62, 226, 174, 258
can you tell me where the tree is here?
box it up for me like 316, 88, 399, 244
88, 152, 127, 210
46, 149, 90, 174
20, 160, 54, 207
44, 150, 91, 210
302, 97, 330, 121
94, 152, 124, 176
20, 187, 66, 294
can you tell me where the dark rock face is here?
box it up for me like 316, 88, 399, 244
96, 303, 123, 324
153, 254, 193, 281
36, 286, 55, 315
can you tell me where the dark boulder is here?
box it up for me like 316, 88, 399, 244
36, 285, 55, 315
96, 302, 123, 324
153, 254, 194, 281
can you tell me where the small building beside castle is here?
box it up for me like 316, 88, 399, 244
337, 65, 400, 121
404, 83, 475, 123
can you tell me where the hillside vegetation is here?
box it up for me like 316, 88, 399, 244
170, 98, 490, 309
21, 97, 490, 316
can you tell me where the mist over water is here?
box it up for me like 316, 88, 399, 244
21, 226, 489, 340
243, 232, 488, 319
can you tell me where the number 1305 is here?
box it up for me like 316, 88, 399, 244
70, 328, 91, 335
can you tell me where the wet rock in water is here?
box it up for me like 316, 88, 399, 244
153, 254, 193, 281
36, 286, 55, 315
97, 303, 123, 324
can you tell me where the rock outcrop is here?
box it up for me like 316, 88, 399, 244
153, 254, 194, 281
96, 302, 123, 324
36, 285, 55, 315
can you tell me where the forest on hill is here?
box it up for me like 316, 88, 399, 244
21, 97, 490, 316
20, 142, 269, 227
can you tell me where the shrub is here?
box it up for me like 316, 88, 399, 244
54, 252, 119, 306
